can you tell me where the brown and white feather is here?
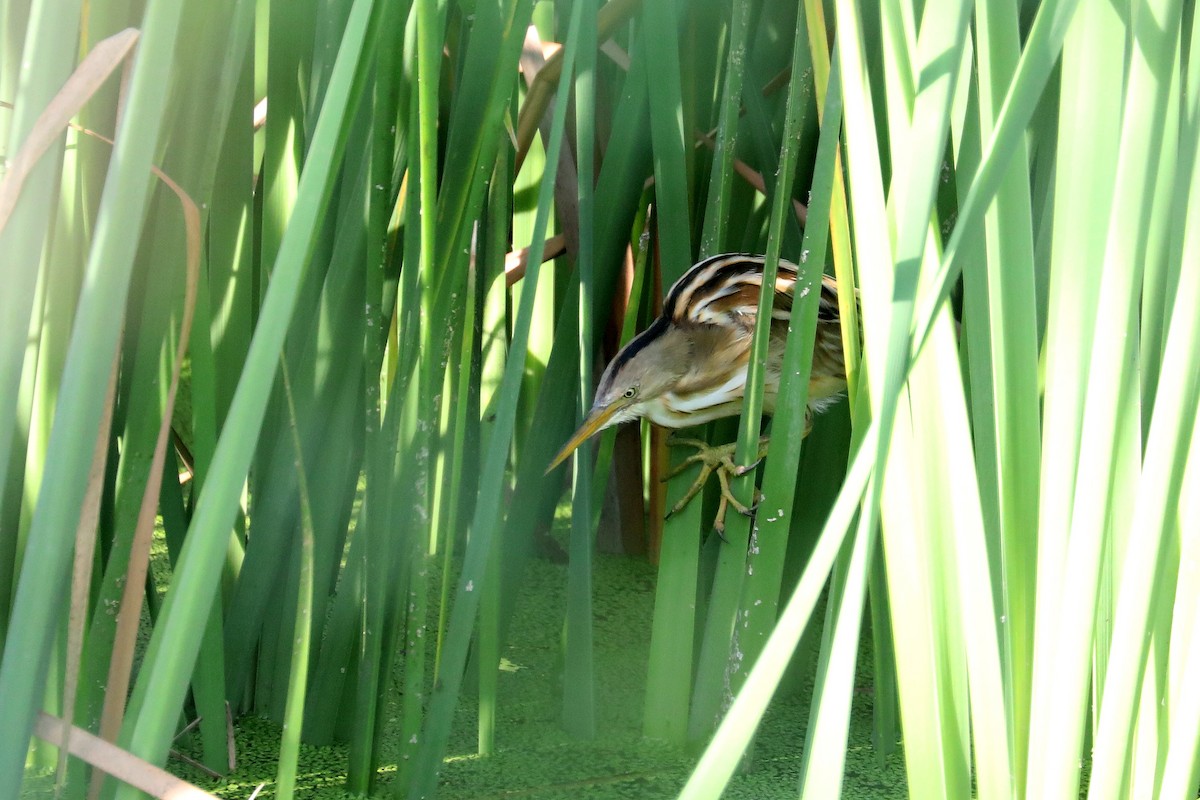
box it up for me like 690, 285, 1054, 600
628, 253, 850, 428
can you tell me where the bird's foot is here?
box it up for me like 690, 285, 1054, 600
662, 435, 769, 535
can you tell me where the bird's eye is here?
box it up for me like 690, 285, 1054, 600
623, 387, 637, 399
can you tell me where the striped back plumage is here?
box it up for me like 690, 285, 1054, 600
664, 253, 841, 333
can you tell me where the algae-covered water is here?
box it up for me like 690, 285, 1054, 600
163, 552, 905, 798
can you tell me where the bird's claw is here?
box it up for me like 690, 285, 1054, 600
732, 456, 764, 477
662, 437, 769, 534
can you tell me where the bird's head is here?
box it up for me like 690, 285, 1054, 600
546, 319, 691, 472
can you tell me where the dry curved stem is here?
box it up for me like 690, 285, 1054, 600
91, 144, 202, 796
59, 339, 123, 792
514, 0, 642, 172
32, 69, 208, 800
35, 713, 219, 800
521, 26, 581, 260
0, 28, 140, 236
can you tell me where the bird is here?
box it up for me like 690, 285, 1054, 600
547, 253, 851, 532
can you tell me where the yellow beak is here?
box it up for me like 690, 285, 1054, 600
546, 401, 626, 473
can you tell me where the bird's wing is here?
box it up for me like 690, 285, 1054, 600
664, 254, 848, 331
664, 254, 799, 329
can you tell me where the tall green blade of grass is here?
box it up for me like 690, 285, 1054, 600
407, 8, 543, 762
562, 0, 599, 740
475, 149, 510, 759
267, 142, 375, 725
106, 0, 381, 787
688, 8, 813, 744
783, 5, 891, 792
224, 114, 373, 719
1136, 51, 1184, 423
737, 36, 840, 694
918, 64, 1013, 799
0, 0, 185, 790
351, 5, 410, 778
432, 247, 480, 689
514, 12, 562, 462
996, 23, 1123, 768
24, 165, 84, 770
686, 0, 753, 724
638, 0, 703, 746
220, 0, 325, 702
798, 404, 878, 800
413, 0, 439, 408
0, 0, 83, 534
678, 420, 879, 799
697, 1, 751, 257
832, 1, 888, 397
274, 364, 316, 800
427, 0, 532, 326
910, 0, 1081, 353
637, 0, 690, 305
347, 130, 402, 795
820, 0, 972, 794
874, 259, 973, 800
971, 5, 1043, 778
1159, 379, 1200, 800
953, 37, 1006, 543
1028, 0, 1184, 795
384, 94, 424, 782
305, 82, 407, 754
405, 3, 576, 791
205, 48, 257, 437
501, 45, 651, 657
1086, 24, 1200, 798
809, 2, 895, 753
173, 0, 256, 764
917, 304, 1013, 800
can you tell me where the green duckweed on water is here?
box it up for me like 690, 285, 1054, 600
25, 535, 1120, 799
24, 545, 907, 799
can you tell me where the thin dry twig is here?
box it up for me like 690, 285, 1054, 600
520, 25, 581, 260
172, 715, 204, 743
694, 130, 809, 226
169, 749, 225, 780
506, 233, 568, 285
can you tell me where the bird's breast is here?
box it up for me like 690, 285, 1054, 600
644, 365, 769, 428
643, 395, 746, 428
